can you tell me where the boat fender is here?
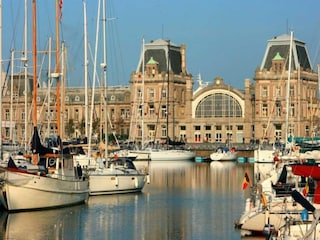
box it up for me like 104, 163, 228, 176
134, 177, 139, 188
146, 174, 151, 184
261, 193, 268, 208
115, 176, 119, 187
48, 158, 56, 167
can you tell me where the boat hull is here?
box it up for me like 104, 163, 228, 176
0, 169, 89, 211
150, 150, 195, 161
210, 152, 237, 161
88, 171, 147, 195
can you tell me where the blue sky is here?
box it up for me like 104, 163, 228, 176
3, 0, 320, 90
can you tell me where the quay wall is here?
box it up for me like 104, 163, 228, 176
188, 143, 255, 159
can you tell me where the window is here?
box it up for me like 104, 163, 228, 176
205, 133, 211, 142
120, 109, 125, 119
181, 90, 185, 104
161, 125, 167, 138
226, 133, 233, 142
262, 87, 268, 98
137, 89, 142, 99
5, 109, 9, 120
195, 93, 242, 118
194, 125, 201, 131
138, 105, 142, 117
75, 109, 79, 120
305, 125, 310, 136
45, 110, 49, 120
161, 88, 167, 98
149, 88, 154, 99
161, 105, 167, 118
75, 96, 80, 102
290, 103, 295, 117
262, 103, 268, 117
148, 125, 155, 138
137, 125, 142, 138
226, 125, 232, 131
65, 96, 69, 102
215, 125, 222, 131
205, 125, 211, 131
125, 109, 130, 119
288, 124, 294, 137
274, 124, 282, 142
275, 86, 281, 97
180, 125, 186, 131
215, 133, 222, 142
149, 105, 154, 117
194, 133, 201, 142
110, 108, 115, 120
237, 125, 243, 130
290, 86, 294, 97
275, 101, 281, 117
21, 111, 25, 120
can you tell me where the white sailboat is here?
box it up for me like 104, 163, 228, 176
82, 0, 148, 195
237, 31, 315, 236
0, 0, 89, 211
149, 40, 195, 161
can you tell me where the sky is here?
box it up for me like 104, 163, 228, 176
3, 0, 320, 91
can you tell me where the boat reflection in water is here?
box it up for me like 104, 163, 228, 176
0, 205, 85, 240
0, 161, 252, 239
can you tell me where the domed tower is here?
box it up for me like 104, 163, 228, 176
254, 33, 318, 143
129, 39, 194, 144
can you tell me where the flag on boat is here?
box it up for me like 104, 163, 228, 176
59, 0, 63, 21
242, 172, 250, 190
302, 182, 309, 196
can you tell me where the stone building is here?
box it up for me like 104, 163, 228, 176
1, 33, 319, 146
254, 33, 319, 144
129, 39, 194, 145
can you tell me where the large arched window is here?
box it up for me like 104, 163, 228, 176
195, 93, 242, 118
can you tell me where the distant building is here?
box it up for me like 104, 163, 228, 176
1, 34, 319, 146
254, 33, 319, 144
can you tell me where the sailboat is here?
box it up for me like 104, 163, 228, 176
237, 31, 320, 236
149, 40, 195, 161
0, 0, 89, 211
80, 0, 148, 195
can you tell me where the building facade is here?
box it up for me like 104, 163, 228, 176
1, 34, 319, 146
254, 34, 319, 144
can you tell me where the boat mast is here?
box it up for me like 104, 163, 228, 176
55, 0, 61, 146
88, 0, 101, 158
10, 50, 14, 141
83, 0, 89, 138
32, 0, 38, 163
102, 0, 108, 159
0, 0, 2, 158
23, 0, 28, 152
166, 40, 170, 149
141, 37, 145, 147
285, 31, 293, 149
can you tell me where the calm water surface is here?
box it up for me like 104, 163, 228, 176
0, 161, 258, 240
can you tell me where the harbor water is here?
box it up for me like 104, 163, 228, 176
0, 161, 256, 240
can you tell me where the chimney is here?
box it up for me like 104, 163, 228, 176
181, 44, 186, 74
